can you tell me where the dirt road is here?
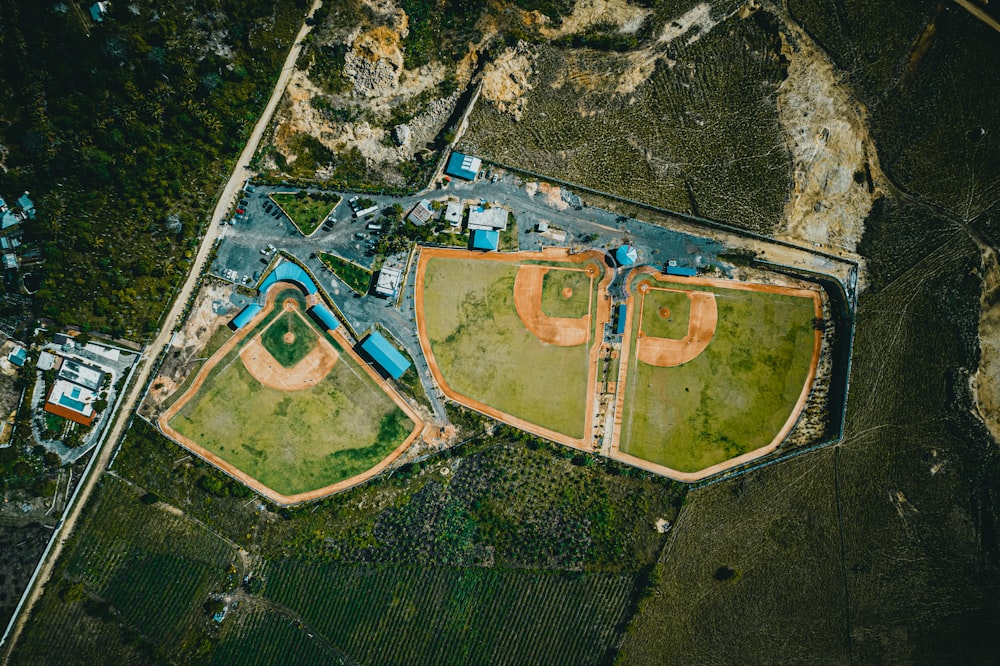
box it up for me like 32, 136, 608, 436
0, 3, 321, 659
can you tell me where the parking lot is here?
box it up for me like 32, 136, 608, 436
205, 173, 741, 421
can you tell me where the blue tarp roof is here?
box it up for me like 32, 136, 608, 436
259, 261, 318, 295
231, 303, 262, 330
470, 229, 499, 251
360, 331, 410, 380
445, 152, 479, 181
8, 347, 26, 367
616, 245, 637, 266
17, 193, 33, 211
615, 304, 627, 335
308, 303, 340, 332
666, 265, 697, 277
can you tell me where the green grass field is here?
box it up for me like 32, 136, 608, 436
269, 192, 339, 236
422, 257, 592, 438
170, 303, 414, 496
318, 251, 372, 296
540, 269, 592, 318
620, 278, 816, 472
260, 311, 317, 367
639, 289, 691, 340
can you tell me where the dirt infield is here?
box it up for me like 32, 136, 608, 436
158, 280, 424, 505
414, 247, 611, 450
240, 338, 338, 391
513, 265, 590, 347
636, 289, 718, 367
609, 267, 824, 482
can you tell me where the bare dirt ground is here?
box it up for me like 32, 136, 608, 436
480, 42, 537, 121
974, 252, 1000, 440
635, 286, 717, 367
157, 282, 425, 506
531, 0, 653, 39
414, 247, 612, 451
774, 15, 885, 256
240, 335, 338, 392
143, 280, 234, 416
608, 266, 824, 482
512, 265, 591, 347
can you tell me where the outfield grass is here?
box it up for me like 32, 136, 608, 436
260, 311, 317, 368
318, 251, 372, 296
620, 278, 816, 472
269, 192, 339, 236
422, 257, 592, 438
540, 269, 591, 318
170, 310, 413, 496
639, 289, 691, 340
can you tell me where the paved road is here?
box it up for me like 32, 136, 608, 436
0, 3, 321, 658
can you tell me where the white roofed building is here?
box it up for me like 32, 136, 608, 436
467, 205, 508, 232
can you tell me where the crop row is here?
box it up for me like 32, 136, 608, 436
261, 560, 636, 666
213, 608, 337, 666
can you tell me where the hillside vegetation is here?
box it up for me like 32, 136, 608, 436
0, 0, 308, 337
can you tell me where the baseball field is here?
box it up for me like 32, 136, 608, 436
614, 271, 821, 476
160, 284, 422, 504
415, 248, 610, 445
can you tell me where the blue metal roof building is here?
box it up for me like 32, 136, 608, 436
7, 346, 26, 367
444, 152, 481, 181
360, 331, 410, 380
666, 265, 697, 277
616, 245, 637, 266
308, 304, 340, 332
470, 229, 499, 251
259, 261, 318, 295
615, 304, 627, 335
230, 304, 262, 330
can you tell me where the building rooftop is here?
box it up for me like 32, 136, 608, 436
374, 266, 404, 298
616, 245, 637, 266
406, 199, 434, 226
58, 359, 104, 391
307, 303, 340, 332
259, 260, 318, 295
444, 152, 481, 181
1, 210, 19, 230
46, 379, 97, 426
470, 229, 499, 252
8, 346, 26, 367
467, 206, 508, 231
230, 303, 262, 330
360, 331, 411, 380
444, 202, 463, 226
37, 351, 58, 371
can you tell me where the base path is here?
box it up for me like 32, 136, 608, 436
636, 287, 717, 367
414, 247, 612, 451
513, 265, 590, 347
158, 282, 424, 506
609, 266, 824, 482
240, 337, 338, 391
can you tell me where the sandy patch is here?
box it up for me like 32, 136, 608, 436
535, 0, 653, 38
974, 253, 1000, 441
774, 23, 884, 256
480, 42, 537, 121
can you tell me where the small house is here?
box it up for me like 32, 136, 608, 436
406, 199, 433, 226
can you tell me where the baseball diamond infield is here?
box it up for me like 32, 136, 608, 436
611, 268, 822, 480
158, 282, 423, 505
415, 247, 611, 447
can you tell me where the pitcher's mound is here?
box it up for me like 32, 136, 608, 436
283, 332, 295, 344
562, 287, 574, 299
658, 308, 671, 319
